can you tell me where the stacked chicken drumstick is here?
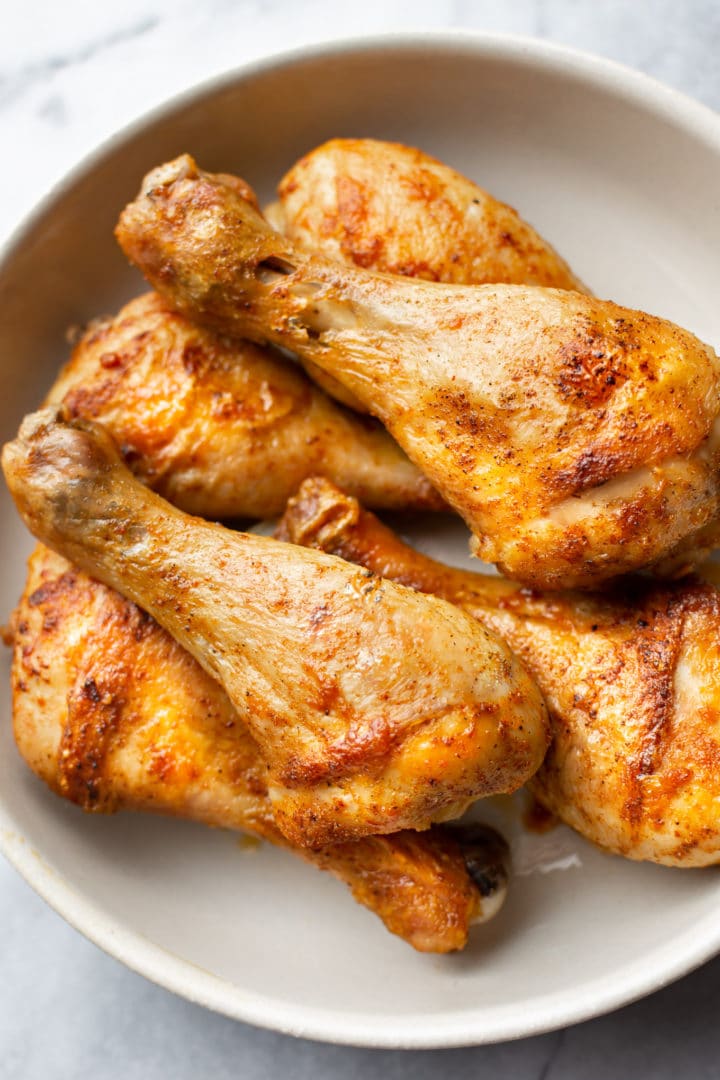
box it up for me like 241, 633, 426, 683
4, 140, 720, 956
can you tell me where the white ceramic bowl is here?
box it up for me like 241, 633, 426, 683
2, 33, 720, 1049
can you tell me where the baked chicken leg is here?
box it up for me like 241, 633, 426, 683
9, 544, 509, 953
279, 476, 720, 867
116, 155, 720, 589
2, 408, 548, 848
46, 291, 440, 517
268, 138, 587, 411
273, 138, 585, 289
51, 142, 588, 483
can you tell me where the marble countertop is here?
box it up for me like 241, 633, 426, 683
2, 1, 720, 1076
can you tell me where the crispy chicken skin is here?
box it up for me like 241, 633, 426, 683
274, 138, 585, 289
46, 292, 441, 517
279, 477, 720, 868
10, 544, 509, 952
269, 138, 586, 411
2, 408, 549, 848
116, 155, 720, 589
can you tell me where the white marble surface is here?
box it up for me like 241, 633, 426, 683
2, 1, 720, 1076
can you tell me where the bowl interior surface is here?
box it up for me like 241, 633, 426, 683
1, 36, 720, 1048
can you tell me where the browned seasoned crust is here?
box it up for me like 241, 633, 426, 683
277, 138, 586, 290
3, 409, 549, 848
279, 477, 720, 866
9, 544, 513, 952
47, 292, 442, 517
116, 155, 720, 589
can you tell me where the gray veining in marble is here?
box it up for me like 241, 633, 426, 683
2, 1, 720, 1077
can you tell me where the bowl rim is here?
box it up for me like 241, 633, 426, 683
2, 29, 720, 1049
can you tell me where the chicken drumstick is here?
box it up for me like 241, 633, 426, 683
48, 291, 441, 517
269, 137, 587, 410
9, 544, 509, 952
275, 138, 585, 289
279, 476, 720, 867
2, 408, 548, 848
117, 155, 720, 589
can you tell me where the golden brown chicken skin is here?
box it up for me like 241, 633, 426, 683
2, 408, 549, 849
268, 138, 586, 411
116, 155, 720, 590
9, 544, 509, 952
279, 477, 720, 868
274, 138, 585, 289
47, 291, 441, 517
